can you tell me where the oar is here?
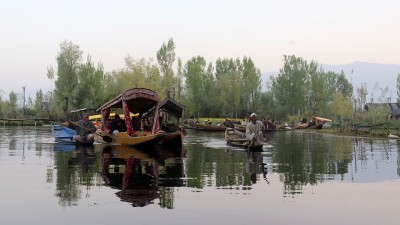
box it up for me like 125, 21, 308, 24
247, 131, 260, 151
68, 120, 113, 143
247, 140, 254, 151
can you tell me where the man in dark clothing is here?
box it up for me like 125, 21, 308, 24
73, 114, 96, 142
110, 114, 126, 134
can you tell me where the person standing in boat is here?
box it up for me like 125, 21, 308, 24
246, 113, 265, 145
72, 114, 96, 142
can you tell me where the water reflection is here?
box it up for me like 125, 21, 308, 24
1, 127, 400, 224
101, 145, 185, 207
246, 151, 269, 184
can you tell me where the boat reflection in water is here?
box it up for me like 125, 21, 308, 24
246, 151, 269, 184
53, 144, 97, 173
101, 144, 186, 207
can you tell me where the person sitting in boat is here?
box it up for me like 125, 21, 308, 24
131, 115, 141, 131
73, 114, 96, 142
110, 114, 126, 135
246, 113, 265, 145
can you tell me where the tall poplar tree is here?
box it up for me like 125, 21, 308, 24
184, 56, 207, 117
54, 40, 82, 115
157, 38, 176, 98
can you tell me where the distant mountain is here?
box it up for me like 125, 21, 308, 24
262, 62, 400, 102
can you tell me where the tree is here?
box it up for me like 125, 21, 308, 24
241, 57, 262, 113
328, 92, 353, 123
215, 58, 242, 117
54, 40, 82, 115
71, 55, 106, 109
397, 73, 400, 103
8, 91, 18, 118
272, 55, 310, 117
183, 56, 208, 117
357, 82, 368, 112
176, 57, 184, 101
34, 89, 44, 115
157, 38, 176, 98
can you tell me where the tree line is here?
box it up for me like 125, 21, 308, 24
1, 38, 395, 124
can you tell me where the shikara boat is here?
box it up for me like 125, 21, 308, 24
51, 124, 94, 145
97, 88, 166, 147
225, 128, 264, 151
158, 97, 187, 147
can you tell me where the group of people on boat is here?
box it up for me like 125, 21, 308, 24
68, 110, 267, 147
109, 114, 155, 135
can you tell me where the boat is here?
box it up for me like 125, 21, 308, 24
225, 128, 264, 151
97, 88, 166, 147
311, 116, 332, 129
388, 133, 400, 139
158, 97, 187, 147
193, 123, 227, 132
51, 123, 94, 145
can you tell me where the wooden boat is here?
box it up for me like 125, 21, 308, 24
225, 128, 264, 151
158, 97, 187, 147
51, 124, 94, 145
388, 133, 400, 139
97, 88, 166, 147
234, 124, 246, 132
193, 123, 227, 132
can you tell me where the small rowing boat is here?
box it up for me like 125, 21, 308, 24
225, 128, 264, 151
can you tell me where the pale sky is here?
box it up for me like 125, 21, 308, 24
1, 0, 399, 99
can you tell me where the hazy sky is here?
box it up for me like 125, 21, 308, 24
1, 0, 399, 99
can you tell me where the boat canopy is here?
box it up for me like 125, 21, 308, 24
97, 88, 161, 135
312, 116, 332, 122
89, 112, 138, 120
97, 88, 160, 113
159, 97, 186, 119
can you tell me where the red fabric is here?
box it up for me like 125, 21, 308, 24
152, 106, 160, 134
101, 108, 110, 131
123, 157, 135, 189
123, 100, 136, 136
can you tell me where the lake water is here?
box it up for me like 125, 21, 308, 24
0, 126, 399, 225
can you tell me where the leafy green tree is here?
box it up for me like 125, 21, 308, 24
104, 57, 162, 101
202, 62, 217, 116
176, 57, 184, 101
272, 55, 309, 117
241, 57, 262, 113
183, 56, 208, 117
71, 55, 106, 109
157, 38, 176, 98
306, 61, 325, 115
8, 91, 18, 118
335, 71, 353, 97
328, 92, 353, 123
54, 40, 82, 115
34, 89, 44, 115
397, 73, 400, 103
215, 58, 242, 117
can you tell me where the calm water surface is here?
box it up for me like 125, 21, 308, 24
0, 126, 399, 225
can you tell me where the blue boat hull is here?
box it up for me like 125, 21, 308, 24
51, 124, 94, 145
